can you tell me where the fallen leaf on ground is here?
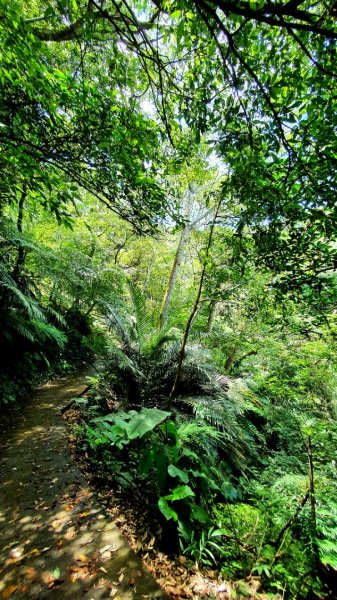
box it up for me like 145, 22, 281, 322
53, 567, 61, 579
76, 554, 90, 563
9, 548, 22, 559
69, 565, 91, 580
25, 567, 37, 581
99, 544, 118, 554
47, 578, 64, 589
1, 585, 17, 599
80, 537, 93, 546
64, 527, 76, 540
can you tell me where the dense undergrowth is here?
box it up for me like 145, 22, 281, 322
0, 213, 106, 403
2, 193, 337, 599
73, 290, 337, 599
2, 3, 337, 598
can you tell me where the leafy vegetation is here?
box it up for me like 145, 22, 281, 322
1, 0, 337, 596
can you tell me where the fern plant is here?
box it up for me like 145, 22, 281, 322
93, 280, 263, 479
317, 501, 337, 570
0, 221, 70, 402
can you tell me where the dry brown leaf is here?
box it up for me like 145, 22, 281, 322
99, 544, 118, 554
47, 579, 64, 589
1, 585, 17, 599
77, 554, 90, 563
80, 537, 93, 547
64, 528, 76, 540
69, 565, 91, 580
9, 548, 22, 559
25, 567, 37, 581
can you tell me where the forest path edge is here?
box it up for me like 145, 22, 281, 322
0, 374, 167, 599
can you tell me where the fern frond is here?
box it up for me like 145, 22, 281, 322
8, 316, 35, 342
104, 303, 133, 351
128, 281, 150, 351
44, 305, 67, 327
31, 320, 67, 348
1, 283, 45, 321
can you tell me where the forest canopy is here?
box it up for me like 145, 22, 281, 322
1, 0, 337, 597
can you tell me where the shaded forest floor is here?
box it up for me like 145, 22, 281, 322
0, 374, 273, 600
65, 397, 270, 600
0, 375, 166, 599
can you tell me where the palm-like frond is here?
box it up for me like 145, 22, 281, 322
1, 283, 45, 321
44, 305, 67, 327
103, 301, 133, 351
31, 320, 67, 348
3, 314, 36, 343
179, 380, 261, 468
128, 281, 149, 352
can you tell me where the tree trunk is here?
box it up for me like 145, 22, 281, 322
167, 198, 221, 406
224, 345, 238, 373
307, 435, 320, 564
273, 490, 309, 549
159, 223, 191, 329
206, 300, 218, 333
12, 186, 27, 282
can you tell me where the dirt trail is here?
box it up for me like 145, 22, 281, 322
0, 375, 167, 599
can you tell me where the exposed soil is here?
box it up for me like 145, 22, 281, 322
0, 374, 167, 599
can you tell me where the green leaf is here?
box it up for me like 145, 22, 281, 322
125, 408, 171, 439
210, 528, 228, 537
44, 6, 55, 18
168, 464, 189, 483
164, 485, 195, 501
190, 504, 210, 524
158, 497, 178, 521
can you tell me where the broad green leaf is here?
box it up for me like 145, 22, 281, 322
158, 497, 178, 521
190, 504, 210, 524
167, 464, 189, 483
164, 485, 195, 501
124, 408, 171, 439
